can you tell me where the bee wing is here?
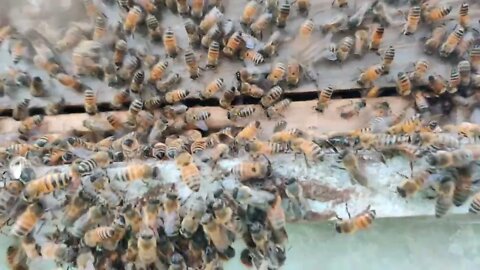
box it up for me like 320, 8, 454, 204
194, 120, 209, 132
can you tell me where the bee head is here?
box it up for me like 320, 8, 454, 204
334, 223, 342, 233
396, 186, 407, 198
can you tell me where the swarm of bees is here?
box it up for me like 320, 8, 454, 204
0, 0, 480, 268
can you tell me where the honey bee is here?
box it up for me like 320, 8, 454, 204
439, 27, 464, 58
241, 1, 259, 25
55, 26, 84, 52
109, 88, 129, 109
413, 91, 429, 114
296, 0, 311, 15
276, 2, 291, 28
180, 199, 205, 238
199, 78, 224, 99
83, 89, 98, 115
156, 73, 181, 92
176, 0, 190, 15
286, 60, 301, 87
176, 152, 201, 192
426, 149, 473, 168
12, 98, 30, 121
62, 189, 91, 227
78, 151, 112, 176
93, 14, 107, 41
352, 29, 368, 57
396, 169, 431, 198
267, 62, 287, 86
0, 180, 24, 221
185, 110, 211, 126
396, 72, 412, 96
6, 245, 28, 270
435, 177, 454, 218
456, 31, 474, 58
259, 31, 283, 58
205, 41, 221, 69
223, 31, 245, 58
452, 166, 472, 207
335, 205, 375, 234
11, 202, 44, 237
28, 76, 45, 97
339, 149, 368, 186
169, 253, 187, 269
238, 82, 264, 98
33, 55, 61, 77
403, 6, 421, 35
163, 28, 178, 58
357, 64, 384, 87
241, 50, 265, 66
459, 3, 470, 29
458, 60, 471, 87
315, 85, 334, 112
164, 89, 189, 104
145, 14, 163, 42
22, 172, 71, 202
112, 40, 128, 69
129, 70, 144, 95
336, 36, 354, 62
201, 213, 235, 255
236, 120, 261, 144
266, 98, 291, 119
184, 19, 200, 49
83, 225, 115, 248
470, 46, 480, 72
40, 241, 75, 263
137, 227, 164, 269
201, 24, 221, 49
369, 26, 384, 51
21, 233, 40, 260
261, 86, 283, 108
410, 59, 429, 85
271, 128, 303, 144
424, 5, 451, 24
424, 24, 446, 55
290, 138, 324, 166
188, 0, 204, 19
469, 191, 480, 214
6, 143, 32, 157
250, 13, 273, 39
200, 7, 223, 33
18, 115, 44, 138
219, 87, 237, 109
267, 192, 288, 245
56, 73, 83, 92
163, 190, 180, 237
184, 49, 200, 80
114, 164, 158, 182
245, 140, 288, 157
123, 5, 144, 35
428, 75, 447, 95
227, 106, 256, 121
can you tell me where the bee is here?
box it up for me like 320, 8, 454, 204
241, 50, 265, 65
259, 31, 283, 58
470, 46, 480, 71
176, 0, 190, 15
453, 166, 472, 207
206, 41, 221, 69
40, 242, 74, 262
200, 7, 223, 33
352, 29, 368, 57
276, 2, 291, 28
435, 177, 454, 218
169, 253, 187, 269
78, 151, 112, 176
220, 87, 236, 109
162, 191, 180, 238
165, 89, 190, 104
62, 189, 91, 226
18, 115, 44, 138
424, 24, 446, 55
336, 36, 354, 62
223, 31, 245, 58
145, 14, 163, 42
185, 110, 211, 125
156, 73, 181, 92
469, 191, 480, 214
459, 3, 470, 29
251, 13, 273, 39
236, 120, 261, 144
396, 72, 412, 96
93, 14, 107, 41
428, 75, 447, 95
227, 106, 256, 121
387, 114, 421, 134
379, 45, 395, 75
335, 205, 375, 234
403, 6, 421, 35
267, 192, 288, 245
439, 27, 464, 58
426, 149, 473, 168
6, 245, 28, 270
114, 164, 158, 182
82, 89, 98, 115
123, 5, 144, 35
239, 82, 264, 98
458, 60, 471, 87
83, 225, 115, 247
142, 198, 161, 230
189, 0, 204, 19
0, 180, 24, 220
146, 60, 168, 84
286, 60, 301, 87
410, 59, 429, 85
339, 149, 368, 186
357, 64, 384, 87
369, 26, 384, 51
267, 63, 286, 86
22, 172, 72, 202
143, 96, 164, 112
21, 233, 40, 260
11, 202, 44, 237
260, 86, 283, 108
290, 138, 324, 165
55, 26, 84, 52
414, 91, 430, 114
56, 73, 83, 92
298, 19, 315, 40
244, 140, 288, 157
136, 227, 163, 269
163, 28, 178, 58
424, 5, 452, 24
266, 98, 291, 119
315, 85, 334, 113
184, 49, 200, 79
9, 38, 29, 64
12, 98, 30, 121
175, 152, 201, 192
201, 213, 235, 255
33, 54, 61, 76
456, 31, 474, 58
28, 76, 45, 97
0, 25, 13, 44
110, 88, 130, 110
112, 40, 128, 69
296, 0, 311, 15
184, 19, 200, 48
271, 128, 303, 144
6, 143, 32, 157
241, 1, 259, 25
200, 78, 224, 99
180, 198, 206, 238
201, 24, 221, 49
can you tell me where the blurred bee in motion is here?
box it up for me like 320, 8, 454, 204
114, 163, 158, 182
287, 60, 301, 87
353, 29, 368, 57
250, 13, 273, 39
402, 6, 421, 35
199, 7, 223, 33
191, 0, 205, 19
184, 49, 200, 79
336, 36, 354, 62
335, 205, 375, 234
424, 24, 446, 55
453, 166, 473, 207
145, 14, 163, 42
469, 190, 480, 214
123, 5, 144, 35
338, 149, 368, 187
381, 46, 395, 75
165, 89, 190, 104
11, 201, 44, 237
338, 99, 366, 119
458, 60, 471, 87
6, 245, 28, 270
410, 59, 429, 85
267, 62, 286, 86
315, 85, 334, 113
357, 64, 384, 87
84, 89, 98, 115
12, 98, 30, 121
129, 70, 144, 95
241, 0, 259, 26
266, 98, 291, 119
177, 0, 190, 15
238, 81, 264, 98
414, 91, 430, 114
259, 31, 283, 58
369, 26, 384, 51
206, 41, 220, 69
56, 73, 83, 92
156, 73, 181, 92
435, 177, 454, 218
29, 76, 45, 97
163, 27, 179, 58
397, 169, 432, 198
396, 72, 412, 96
428, 74, 447, 95
423, 5, 451, 24
113, 39, 128, 69
18, 115, 44, 139
439, 27, 464, 58
296, 0, 311, 15
93, 14, 107, 41
184, 19, 200, 48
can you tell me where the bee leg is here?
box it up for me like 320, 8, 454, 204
345, 203, 351, 219
303, 153, 310, 168
396, 172, 409, 179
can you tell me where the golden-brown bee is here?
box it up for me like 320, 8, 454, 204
78, 151, 112, 176
40, 241, 74, 262
18, 115, 43, 137
453, 166, 472, 207
62, 189, 91, 226
235, 120, 261, 144
435, 177, 454, 218
250, 13, 273, 39
201, 213, 235, 256
227, 106, 256, 121
469, 191, 480, 214
397, 170, 431, 198
166, 137, 187, 159
260, 86, 283, 108
239, 82, 264, 98
93, 14, 107, 41
111, 88, 130, 109
298, 18, 315, 40
266, 98, 291, 119
175, 153, 201, 192
176, 0, 190, 15
380, 46, 395, 75
440, 27, 464, 57
241, 50, 265, 66
271, 128, 303, 144
244, 140, 288, 157
470, 46, 480, 72
403, 6, 421, 35
458, 60, 471, 87
114, 163, 158, 182
287, 60, 301, 87
83, 89, 98, 115
335, 205, 375, 234
206, 41, 221, 69
267, 192, 288, 245
410, 59, 429, 85
202, 23, 222, 47
0, 180, 24, 220
200, 7, 223, 33
190, 0, 204, 19
219, 87, 236, 109
296, 0, 311, 15
315, 85, 334, 113
185, 110, 211, 125
142, 198, 161, 230
143, 96, 164, 112
22, 172, 72, 202
241, 1, 259, 25
414, 91, 429, 113
113, 39, 128, 69
357, 64, 384, 87
124, 5, 144, 35
137, 227, 163, 269
21, 233, 40, 260
424, 5, 452, 24
165, 89, 190, 104
223, 31, 245, 58
83, 225, 115, 247
180, 198, 205, 238
33, 54, 61, 76
459, 3, 470, 29
276, 2, 291, 28
267, 62, 286, 85
426, 149, 473, 168
290, 138, 324, 165
369, 26, 384, 51
396, 72, 412, 96
163, 27, 178, 58
456, 31, 474, 58
11, 202, 44, 237
336, 36, 354, 62
56, 73, 83, 92
200, 78, 224, 99
145, 14, 163, 42
184, 19, 200, 48
424, 24, 446, 55
162, 190, 180, 237
428, 74, 447, 95
28, 76, 45, 97
151, 142, 167, 160
259, 31, 283, 58
339, 149, 368, 186
156, 73, 181, 92
184, 49, 200, 79
6, 143, 32, 157
12, 98, 30, 121
352, 29, 368, 57
55, 26, 85, 52
6, 245, 28, 270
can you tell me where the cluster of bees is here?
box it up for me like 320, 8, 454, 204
0, 0, 479, 269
